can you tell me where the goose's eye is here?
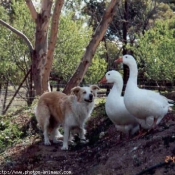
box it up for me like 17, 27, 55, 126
126, 56, 128, 58
108, 73, 110, 76
83, 91, 86, 94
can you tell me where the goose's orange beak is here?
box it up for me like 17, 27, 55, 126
114, 57, 123, 63
99, 76, 107, 84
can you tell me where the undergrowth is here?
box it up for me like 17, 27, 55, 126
0, 99, 107, 154
0, 106, 36, 154
0, 115, 23, 153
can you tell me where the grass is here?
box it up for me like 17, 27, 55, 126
95, 97, 106, 105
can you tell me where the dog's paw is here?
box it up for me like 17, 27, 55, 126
61, 146, 68, 151
53, 139, 63, 144
55, 134, 63, 140
80, 139, 89, 144
58, 134, 63, 139
44, 140, 51, 145
68, 140, 74, 144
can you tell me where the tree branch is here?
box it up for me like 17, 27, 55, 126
63, 0, 119, 94
41, 0, 53, 13
42, 0, 64, 92
0, 19, 34, 54
2, 68, 31, 115
25, 0, 37, 21
47, 0, 64, 59
84, 0, 118, 61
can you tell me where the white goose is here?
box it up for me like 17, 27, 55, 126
99, 70, 139, 137
115, 55, 174, 130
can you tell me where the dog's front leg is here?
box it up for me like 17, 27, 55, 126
61, 126, 70, 150
79, 128, 89, 144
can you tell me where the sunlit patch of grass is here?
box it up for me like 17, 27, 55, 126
91, 99, 107, 119
95, 97, 106, 105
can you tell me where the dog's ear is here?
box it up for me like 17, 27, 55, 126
90, 85, 100, 97
90, 85, 100, 91
71, 86, 81, 96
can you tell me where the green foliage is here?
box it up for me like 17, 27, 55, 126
83, 0, 175, 55
85, 49, 107, 84
0, 115, 23, 153
11, 0, 35, 42
127, 19, 175, 83
53, 13, 91, 81
0, 1, 34, 86
53, 13, 107, 84
0, 1, 108, 93
1, 0, 175, 88
0, 103, 38, 154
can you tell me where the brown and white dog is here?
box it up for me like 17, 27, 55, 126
35, 85, 99, 150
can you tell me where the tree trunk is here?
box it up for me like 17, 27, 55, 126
27, 0, 64, 95
63, 0, 118, 94
123, 0, 129, 89
1, 0, 64, 97
31, 0, 53, 95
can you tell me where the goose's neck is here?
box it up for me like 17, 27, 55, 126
128, 63, 138, 86
110, 81, 123, 96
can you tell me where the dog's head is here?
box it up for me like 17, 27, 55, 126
71, 85, 100, 103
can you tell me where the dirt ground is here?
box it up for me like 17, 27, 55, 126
0, 104, 175, 175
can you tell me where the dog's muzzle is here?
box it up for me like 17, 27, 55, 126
84, 94, 93, 103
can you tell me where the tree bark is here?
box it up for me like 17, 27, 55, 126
25, 0, 37, 20
29, 0, 53, 95
63, 0, 118, 94
26, 0, 64, 95
43, 0, 64, 92
122, 0, 129, 90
